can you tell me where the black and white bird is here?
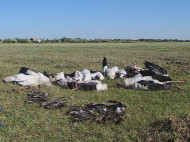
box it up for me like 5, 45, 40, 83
57, 78, 108, 91
102, 57, 127, 79
44, 71, 65, 83
44, 68, 106, 91
4, 67, 52, 87
45, 69, 104, 83
117, 61, 183, 90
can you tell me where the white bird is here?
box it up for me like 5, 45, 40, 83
44, 68, 106, 91
4, 67, 52, 87
57, 77, 108, 91
71, 69, 104, 82
45, 72, 65, 83
91, 72, 104, 80
81, 69, 92, 81
102, 57, 126, 79
117, 61, 183, 91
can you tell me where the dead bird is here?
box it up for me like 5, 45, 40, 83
86, 100, 126, 115
95, 111, 124, 124
87, 100, 126, 124
26, 91, 48, 103
66, 106, 96, 122
41, 99, 66, 109
4, 67, 52, 87
66, 100, 126, 124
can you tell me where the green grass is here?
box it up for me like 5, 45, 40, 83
0, 42, 190, 141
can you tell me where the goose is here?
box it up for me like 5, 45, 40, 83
4, 67, 52, 87
102, 57, 126, 79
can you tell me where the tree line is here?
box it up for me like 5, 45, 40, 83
1, 37, 190, 43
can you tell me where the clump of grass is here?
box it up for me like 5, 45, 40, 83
137, 114, 190, 141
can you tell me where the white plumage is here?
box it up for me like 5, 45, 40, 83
4, 69, 52, 87
48, 72, 65, 82
117, 61, 179, 91
91, 72, 104, 80
102, 57, 127, 79
57, 77, 108, 91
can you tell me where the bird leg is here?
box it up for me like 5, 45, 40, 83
71, 88, 78, 91
75, 79, 78, 89
165, 81, 185, 84
171, 86, 184, 91
71, 79, 78, 91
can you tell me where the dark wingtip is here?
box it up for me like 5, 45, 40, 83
102, 57, 107, 67
44, 71, 49, 77
19, 67, 29, 74
106, 100, 120, 104
144, 61, 149, 64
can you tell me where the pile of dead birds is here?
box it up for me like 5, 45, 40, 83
103, 57, 184, 91
3, 57, 184, 91
25, 91, 127, 124
66, 100, 126, 124
26, 91, 126, 124
26, 91, 66, 109
4, 67, 108, 91
138, 114, 190, 142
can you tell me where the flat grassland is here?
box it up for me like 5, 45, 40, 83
0, 42, 190, 141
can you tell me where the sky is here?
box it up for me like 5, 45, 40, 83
0, 0, 190, 40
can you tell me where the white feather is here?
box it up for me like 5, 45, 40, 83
4, 72, 51, 87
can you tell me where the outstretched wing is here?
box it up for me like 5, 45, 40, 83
151, 75, 172, 82
144, 61, 168, 76
137, 80, 171, 90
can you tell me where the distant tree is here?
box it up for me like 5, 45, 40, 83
15, 38, 29, 43
3, 39, 16, 43
60, 37, 73, 43
51, 39, 59, 43
163, 39, 168, 42
139, 39, 146, 41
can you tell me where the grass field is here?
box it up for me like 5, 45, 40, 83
0, 42, 190, 141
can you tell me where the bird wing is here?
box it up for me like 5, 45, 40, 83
144, 61, 168, 76
137, 80, 171, 90
102, 57, 107, 68
151, 75, 172, 82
